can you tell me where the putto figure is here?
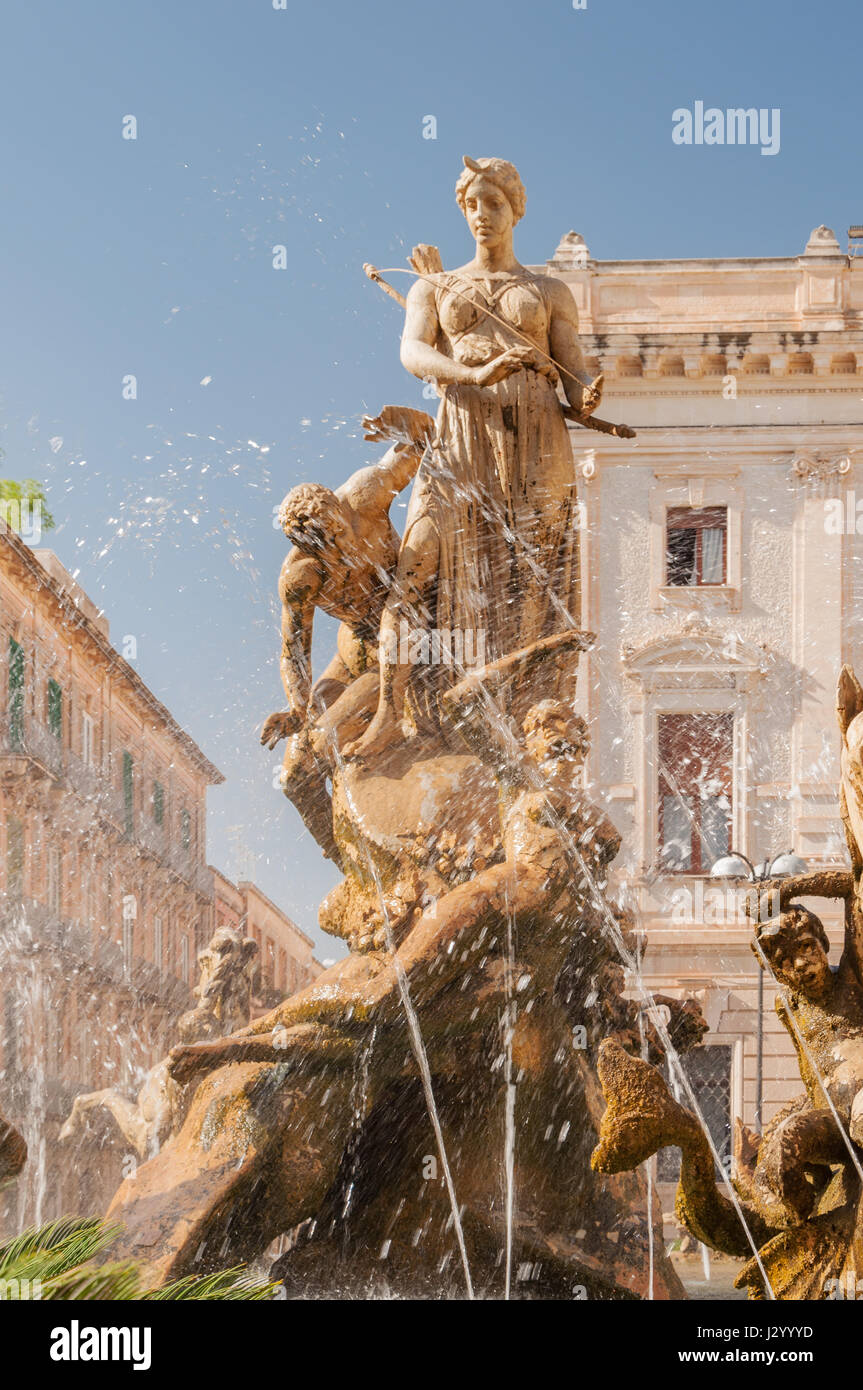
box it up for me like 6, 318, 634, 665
59, 926, 260, 1161
177, 924, 259, 1042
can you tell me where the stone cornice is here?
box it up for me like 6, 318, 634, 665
0, 529, 224, 785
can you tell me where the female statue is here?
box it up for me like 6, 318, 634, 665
347, 156, 603, 758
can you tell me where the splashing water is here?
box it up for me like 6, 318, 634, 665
317, 706, 476, 1300
502, 881, 517, 1301
0, 909, 49, 1228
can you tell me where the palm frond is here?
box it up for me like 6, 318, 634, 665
147, 1267, 279, 1301
38, 1262, 144, 1302
0, 1217, 279, 1301
0, 1217, 116, 1278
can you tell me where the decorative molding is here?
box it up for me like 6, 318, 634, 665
803, 224, 842, 257
652, 462, 741, 479
789, 450, 855, 487
622, 614, 769, 689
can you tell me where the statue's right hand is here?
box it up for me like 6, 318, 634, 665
260, 709, 303, 748
471, 347, 532, 388
471, 345, 553, 388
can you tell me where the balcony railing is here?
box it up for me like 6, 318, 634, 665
0, 901, 193, 1009
0, 714, 213, 899
0, 712, 63, 777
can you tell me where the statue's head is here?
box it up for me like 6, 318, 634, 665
755, 905, 832, 999
456, 156, 526, 247
523, 700, 589, 772
207, 925, 256, 962
278, 483, 348, 554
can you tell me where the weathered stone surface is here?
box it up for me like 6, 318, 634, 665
0, 1103, 26, 1183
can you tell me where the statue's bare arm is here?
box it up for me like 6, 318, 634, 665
547, 279, 603, 416
260, 557, 321, 749
169, 861, 546, 1082
341, 444, 425, 518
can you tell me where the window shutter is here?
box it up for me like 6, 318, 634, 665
48, 679, 62, 739
122, 751, 134, 835
8, 639, 24, 750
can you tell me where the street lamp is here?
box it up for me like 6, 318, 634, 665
709, 848, 808, 1131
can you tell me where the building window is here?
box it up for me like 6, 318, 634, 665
6, 818, 24, 903
85, 868, 96, 926
47, 678, 62, 740
47, 845, 62, 917
122, 917, 134, 973
180, 808, 191, 851
81, 712, 94, 766
121, 894, 136, 972
153, 915, 163, 967
8, 638, 24, 751
3, 990, 18, 1075
122, 751, 134, 835
657, 712, 733, 873
666, 506, 727, 587
658, 1044, 733, 1181
153, 780, 164, 827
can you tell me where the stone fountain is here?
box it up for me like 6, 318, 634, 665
100, 157, 704, 1299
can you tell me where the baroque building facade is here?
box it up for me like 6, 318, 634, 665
540, 223, 863, 1188
0, 533, 320, 1228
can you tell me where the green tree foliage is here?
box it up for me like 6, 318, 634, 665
0, 478, 55, 534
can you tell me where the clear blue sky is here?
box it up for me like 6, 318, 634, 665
1, 0, 859, 954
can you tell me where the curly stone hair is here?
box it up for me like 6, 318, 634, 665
756, 904, 830, 961
455, 156, 527, 224
277, 483, 343, 538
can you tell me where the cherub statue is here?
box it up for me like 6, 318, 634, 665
260, 405, 434, 858
59, 1057, 183, 1162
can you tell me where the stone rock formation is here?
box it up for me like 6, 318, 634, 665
0, 1103, 26, 1183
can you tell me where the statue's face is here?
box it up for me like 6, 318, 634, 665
767, 929, 831, 997
524, 711, 588, 770
461, 175, 514, 247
